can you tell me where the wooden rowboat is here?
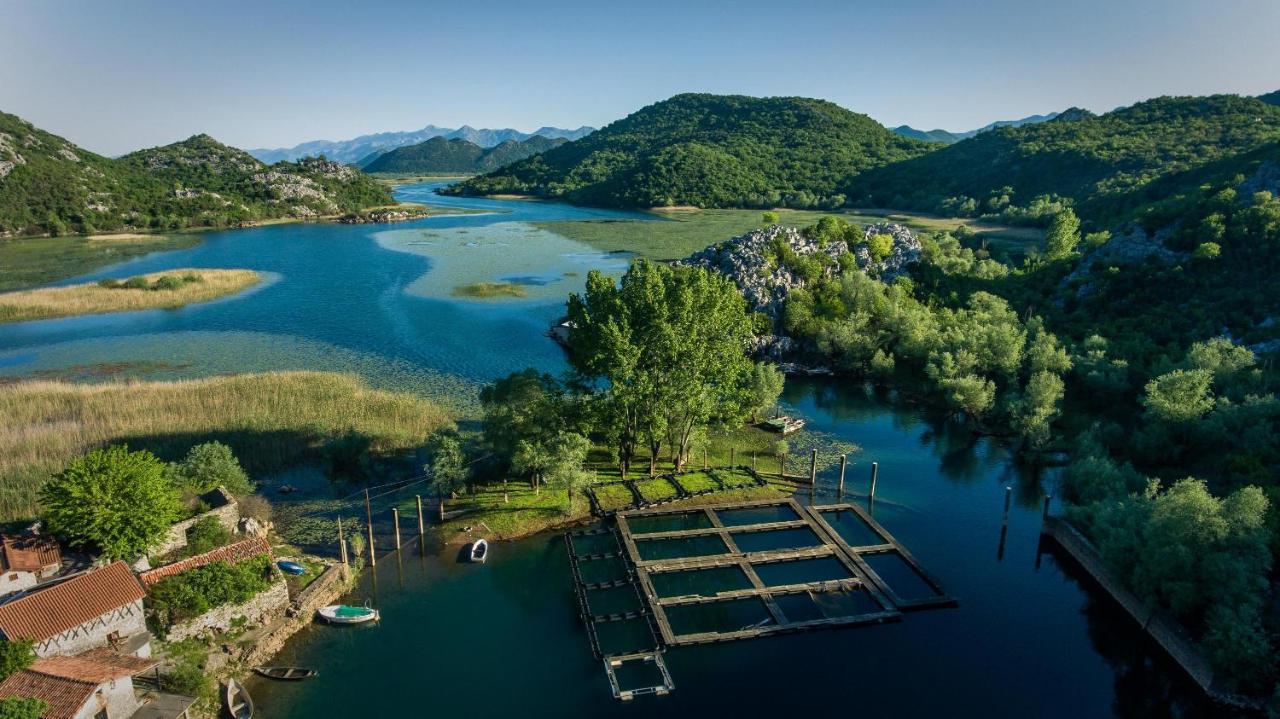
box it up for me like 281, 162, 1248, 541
225, 678, 254, 719
252, 666, 318, 681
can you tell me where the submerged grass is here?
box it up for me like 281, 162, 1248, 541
0, 234, 201, 291
450, 281, 528, 299
0, 371, 452, 520
0, 268, 261, 323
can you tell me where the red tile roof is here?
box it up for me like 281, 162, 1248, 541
139, 536, 271, 587
1, 537, 61, 573
33, 650, 156, 683
0, 561, 145, 642
0, 668, 96, 719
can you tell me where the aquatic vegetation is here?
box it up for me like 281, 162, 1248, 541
0, 268, 260, 323
452, 282, 527, 299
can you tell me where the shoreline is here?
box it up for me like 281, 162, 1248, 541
0, 268, 262, 324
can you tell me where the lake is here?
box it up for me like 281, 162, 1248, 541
0, 184, 1217, 717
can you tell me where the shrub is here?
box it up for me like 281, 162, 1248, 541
0, 697, 46, 719
866, 233, 894, 263
41, 445, 180, 560
96, 278, 122, 289
1193, 241, 1222, 260
184, 516, 232, 556
151, 275, 185, 291
237, 494, 272, 525
0, 639, 34, 680
122, 276, 150, 289
147, 555, 275, 628
170, 442, 253, 496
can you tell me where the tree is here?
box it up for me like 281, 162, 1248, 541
169, 442, 253, 496
41, 445, 180, 560
424, 432, 467, 499
761, 211, 779, 225
480, 370, 565, 469
512, 439, 554, 494
1143, 369, 1214, 424
865, 233, 894, 263
0, 697, 46, 719
745, 363, 785, 421
1044, 208, 1081, 260
567, 260, 755, 475
1014, 371, 1066, 451
545, 433, 592, 510
1193, 241, 1221, 260
0, 640, 34, 681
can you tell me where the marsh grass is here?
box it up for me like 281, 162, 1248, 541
0, 268, 261, 323
0, 371, 452, 520
450, 282, 527, 299
0, 234, 200, 291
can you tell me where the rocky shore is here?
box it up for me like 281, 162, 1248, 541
336, 206, 432, 224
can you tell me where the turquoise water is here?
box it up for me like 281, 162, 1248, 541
0, 186, 1219, 716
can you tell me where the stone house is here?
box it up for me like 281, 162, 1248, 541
0, 561, 148, 659
0, 535, 62, 598
0, 647, 157, 719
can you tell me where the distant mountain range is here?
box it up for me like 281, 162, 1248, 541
248, 125, 595, 165
361, 135, 568, 174
891, 113, 1061, 144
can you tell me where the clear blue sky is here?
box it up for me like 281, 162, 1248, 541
2, 0, 1277, 156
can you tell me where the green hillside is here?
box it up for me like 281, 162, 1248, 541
444, 93, 932, 208
847, 95, 1280, 224
0, 112, 392, 237
362, 135, 566, 174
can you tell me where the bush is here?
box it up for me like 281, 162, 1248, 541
147, 555, 275, 628
96, 278, 122, 289
237, 494, 272, 525
151, 275, 185, 291
41, 445, 180, 560
122, 276, 150, 289
0, 697, 46, 719
170, 442, 253, 496
184, 516, 232, 556
0, 639, 34, 680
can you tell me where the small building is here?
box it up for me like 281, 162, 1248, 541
0, 647, 157, 719
0, 561, 148, 658
0, 535, 62, 598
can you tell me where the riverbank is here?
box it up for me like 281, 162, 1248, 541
0, 233, 201, 291
0, 371, 452, 521
0, 268, 262, 323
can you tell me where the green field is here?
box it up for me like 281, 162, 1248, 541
535, 207, 1042, 261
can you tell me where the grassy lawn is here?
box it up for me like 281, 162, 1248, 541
0, 233, 201, 291
0, 372, 451, 521
635, 477, 679, 502
592, 483, 636, 512
0, 268, 260, 323
436, 482, 586, 540
534, 207, 1043, 261
673, 471, 719, 493
714, 468, 762, 489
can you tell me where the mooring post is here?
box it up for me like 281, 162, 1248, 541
364, 488, 376, 566
838, 454, 847, 496
1042, 494, 1052, 521
703, 446, 708, 470
809, 449, 818, 486
503, 478, 508, 504
439, 497, 446, 522
337, 516, 348, 566
1002, 486, 1013, 524
416, 495, 425, 536
752, 452, 757, 471
729, 447, 735, 469
869, 462, 879, 500
392, 508, 401, 550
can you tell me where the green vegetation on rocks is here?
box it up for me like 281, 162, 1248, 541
363, 135, 566, 174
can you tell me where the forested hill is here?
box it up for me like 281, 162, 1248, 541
443, 93, 932, 208
0, 112, 392, 237
362, 135, 567, 174
847, 95, 1280, 224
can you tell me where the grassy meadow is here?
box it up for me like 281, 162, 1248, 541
535, 207, 1044, 261
0, 233, 201, 291
0, 371, 452, 520
0, 268, 261, 323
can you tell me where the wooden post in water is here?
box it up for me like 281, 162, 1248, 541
1042, 495, 1052, 521
416, 496, 425, 537
869, 462, 879, 500
838, 454, 847, 497
1002, 486, 1012, 524
364, 489, 376, 567
809, 449, 818, 486
337, 517, 348, 566
392, 508, 401, 550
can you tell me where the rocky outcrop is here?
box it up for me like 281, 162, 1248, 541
1062, 224, 1186, 299
678, 222, 921, 318
337, 207, 430, 224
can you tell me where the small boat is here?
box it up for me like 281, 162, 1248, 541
317, 604, 380, 624
253, 666, 318, 681
276, 560, 306, 575
470, 538, 489, 563
763, 415, 806, 434
224, 678, 254, 719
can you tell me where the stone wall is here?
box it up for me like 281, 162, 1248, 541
164, 580, 289, 643
38, 599, 147, 658
152, 488, 240, 557
291, 564, 345, 616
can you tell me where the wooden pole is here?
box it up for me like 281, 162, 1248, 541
392, 508, 401, 550
838, 454, 847, 496
780, 453, 786, 479
1042, 494, 1052, 521
808, 449, 818, 486
703, 446, 708, 470
439, 497, 445, 522
869, 462, 879, 500
337, 516, 348, 566
416, 496, 425, 537
752, 452, 757, 471
729, 447, 735, 469
364, 489, 376, 566
1002, 486, 1013, 524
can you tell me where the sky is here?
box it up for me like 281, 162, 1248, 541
2, 0, 1278, 156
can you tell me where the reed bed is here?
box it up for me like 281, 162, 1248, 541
0, 371, 452, 520
0, 268, 260, 323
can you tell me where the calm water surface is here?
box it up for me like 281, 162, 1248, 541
0, 185, 1214, 716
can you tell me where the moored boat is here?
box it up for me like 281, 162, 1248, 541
470, 538, 489, 563
276, 560, 306, 575
252, 666, 318, 681
317, 604, 379, 624
224, 677, 254, 719
763, 415, 806, 434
